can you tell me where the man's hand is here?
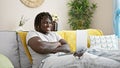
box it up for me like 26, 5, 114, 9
73, 49, 87, 59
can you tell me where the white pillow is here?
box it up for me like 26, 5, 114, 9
89, 35, 119, 50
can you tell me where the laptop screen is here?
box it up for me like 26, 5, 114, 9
76, 30, 88, 51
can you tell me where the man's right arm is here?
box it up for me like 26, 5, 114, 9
28, 37, 61, 54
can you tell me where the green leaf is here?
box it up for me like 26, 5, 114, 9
67, 0, 97, 30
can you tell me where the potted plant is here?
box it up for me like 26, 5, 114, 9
16, 16, 29, 31
67, 0, 97, 30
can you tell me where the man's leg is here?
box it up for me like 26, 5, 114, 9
40, 52, 120, 68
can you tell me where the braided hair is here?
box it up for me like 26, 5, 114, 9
34, 12, 53, 31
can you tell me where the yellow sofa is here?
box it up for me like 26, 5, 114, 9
18, 29, 103, 64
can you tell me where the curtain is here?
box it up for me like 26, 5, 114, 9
114, 0, 120, 38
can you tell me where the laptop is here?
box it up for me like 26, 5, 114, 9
76, 30, 88, 53
57, 30, 88, 56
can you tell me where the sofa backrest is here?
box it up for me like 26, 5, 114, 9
57, 29, 103, 52
0, 31, 21, 68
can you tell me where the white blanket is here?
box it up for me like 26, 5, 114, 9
40, 52, 120, 68
87, 47, 120, 62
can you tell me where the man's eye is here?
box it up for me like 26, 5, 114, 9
44, 22, 47, 24
48, 22, 52, 24
43, 22, 52, 24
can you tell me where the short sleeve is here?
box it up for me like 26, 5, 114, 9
26, 31, 38, 45
54, 32, 62, 41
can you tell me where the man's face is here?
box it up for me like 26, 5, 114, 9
40, 16, 53, 33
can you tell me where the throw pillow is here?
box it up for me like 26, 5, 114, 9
0, 54, 14, 68
89, 35, 119, 50
87, 29, 103, 48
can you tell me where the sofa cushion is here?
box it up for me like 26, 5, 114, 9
0, 31, 20, 68
57, 31, 65, 39
63, 31, 76, 52
89, 34, 119, 50
17, 31, 32, 68
87, 29, 103, 48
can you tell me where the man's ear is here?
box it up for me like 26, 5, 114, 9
35, 26, 40, 31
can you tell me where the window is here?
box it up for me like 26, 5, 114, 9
114, 0, 120, 38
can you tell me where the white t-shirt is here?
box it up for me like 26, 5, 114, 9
26, 31, 120, 68
26, 31, 62, 43
26, 31, 62, 68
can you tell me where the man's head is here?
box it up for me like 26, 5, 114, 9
34, 12, 53, 34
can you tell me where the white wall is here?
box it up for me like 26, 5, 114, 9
0, 0, 114, 34
0, 0, 70, 31
91, 0, 114, 35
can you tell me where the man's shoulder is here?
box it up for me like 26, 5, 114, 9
49, 31, 58, 35
27, 30, 39, 34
